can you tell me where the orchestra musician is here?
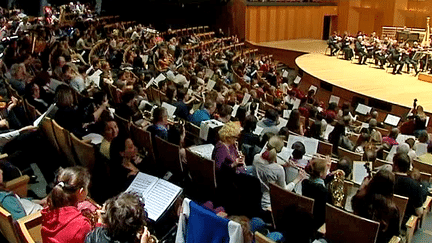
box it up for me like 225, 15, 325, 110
327, 31, 341, 56
373, 43, 387, 69
355, 36, 368, 65
401, 43, 420, 75
388, 43, 403, 75
341, 32, 354, 60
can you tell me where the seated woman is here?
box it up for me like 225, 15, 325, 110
0, 167, 42, 220
286, 109, 304, 136
41, 166, 93, 243
352, 169, 400, 243
53, 84, 88, 138
238, 115, 260, 148
253, 136, 305, 210
147, 107, 169, 141
109, 135, 142, 195
212, 121, 245, 173
212, 122, 262, 217
85, 192, 150, 243
302, 158, 343, 230
99, 118, 119, 160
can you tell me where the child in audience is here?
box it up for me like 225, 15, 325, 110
85, 192, 150, 243
41, 166, 93, 243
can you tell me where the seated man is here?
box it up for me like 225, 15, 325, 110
393, 153, 425, 224
189, 100, 216, 126
257, 109, 280, 139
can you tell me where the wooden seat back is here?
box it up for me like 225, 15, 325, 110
254, 232, 276, 243
270, 183, 314, 230
185, 149, 217, 194
4, 175, 30, 198
70, 133, 96, 171
412, 159, 432, 181
52, 119, 77, 166
325, 203, 380, 243
374, 158, 393, 170
393, 194, 409, 228
155, 136, 183, 175
338, 147, 362, 161
40, 117, 60, 153
16, 211, 43, 243
130, 124, 156, 165
0, 206, 20, 243
318, 140, 333, 156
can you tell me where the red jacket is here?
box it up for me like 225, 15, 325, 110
41, 206, 92, 243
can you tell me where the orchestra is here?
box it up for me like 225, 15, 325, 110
327, 29, 432, 76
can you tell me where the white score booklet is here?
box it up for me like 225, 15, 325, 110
126, 172, 182, 221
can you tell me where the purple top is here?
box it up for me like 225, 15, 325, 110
212, 141, 239, 171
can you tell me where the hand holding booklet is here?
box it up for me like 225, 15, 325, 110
126, 172, 182, 221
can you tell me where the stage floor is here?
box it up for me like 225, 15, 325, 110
259, 39, 432, 113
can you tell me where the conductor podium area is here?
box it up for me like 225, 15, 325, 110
250, 39, 432, 131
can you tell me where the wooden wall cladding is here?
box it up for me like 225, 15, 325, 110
246, 6, 338, 43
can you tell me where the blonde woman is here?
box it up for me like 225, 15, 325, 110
254, 136, 306, 210
211, 121, 245, 173
63, 63, 86, 93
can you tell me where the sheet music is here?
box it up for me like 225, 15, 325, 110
253, 126, 264, 136
199, 119, 224, 141
384, 114, 401, 127
154, 74, 166, 85
385, 145, 398, 162
206, 80, 216, 90
282, 70, 289, 78
309, 85, 317, 93
352, 161, 371, 185
144, 179, 182, 221
241, 93, 251, 106
287, 135, 319, 156
188, 144, 215, 160
396, 134, 416, 145
33, 103, 56, 127
355, 104, 372, 115
294, 76, 302, 84
293, 98, 301, 110
276, 118, 288, 131
82, 133, 103, 145
146, 78, 155, 89
283, 110, 292, 119
415, 143, 428, 157
324, 124, 334, 141
231, 104, 240, 117
426, 116, 430, 127
329, 95, 340, 106
162, 102, 177, 119
88, 69, 102, 87
126, 172, 159, 198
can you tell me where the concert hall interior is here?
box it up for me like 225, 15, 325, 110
1, 0, 432, 243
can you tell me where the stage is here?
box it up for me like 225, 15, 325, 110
258, 39, 432, 114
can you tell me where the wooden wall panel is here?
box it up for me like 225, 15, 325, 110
246, 6, 337, 43
269, 7, 277, 42
276, 7, 286, 41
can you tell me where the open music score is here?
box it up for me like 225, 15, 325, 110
126, 172, 182, 222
